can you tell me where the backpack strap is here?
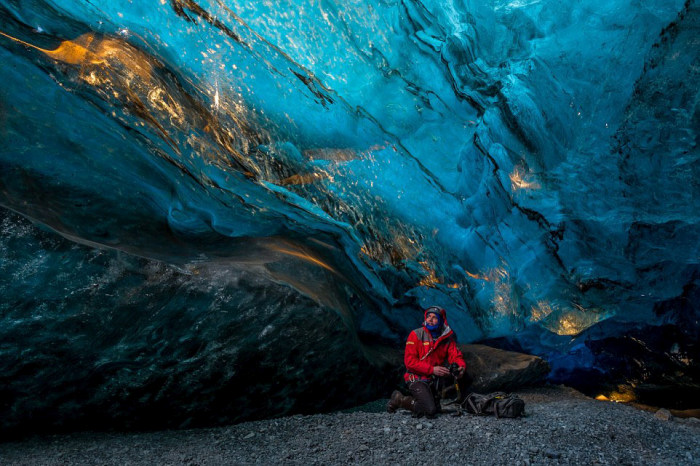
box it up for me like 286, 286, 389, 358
466, 393, 480, 415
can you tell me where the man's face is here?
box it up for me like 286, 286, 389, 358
426, 313, 439, 326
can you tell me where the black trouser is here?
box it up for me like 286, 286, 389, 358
408, 375, 458, 417
408, 380, 441, 417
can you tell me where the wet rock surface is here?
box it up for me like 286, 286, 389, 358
2, 386, 699, 465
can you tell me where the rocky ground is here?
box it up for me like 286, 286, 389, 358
1, 385, 699, 465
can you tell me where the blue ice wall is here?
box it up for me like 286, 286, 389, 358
0, 0, 698, 430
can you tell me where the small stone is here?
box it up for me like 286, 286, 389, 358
359, 445, 369, 452
654, 409, 672, 421
416, 423, 423, 430
686, 452, 693, 461
244, 432, 255, 439
544, 449, 561, 459
424, 422, 433, 429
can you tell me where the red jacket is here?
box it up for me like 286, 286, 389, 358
404, 308, 466, 382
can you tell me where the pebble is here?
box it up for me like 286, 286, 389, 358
655, 409, 672, 421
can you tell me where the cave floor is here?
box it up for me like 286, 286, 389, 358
2, 385, 699, 465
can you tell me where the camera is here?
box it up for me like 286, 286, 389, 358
448, 362, 461, 378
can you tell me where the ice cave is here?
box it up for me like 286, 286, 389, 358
0, 0, 697, 434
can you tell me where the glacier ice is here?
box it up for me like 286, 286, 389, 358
0, 0, 697, 432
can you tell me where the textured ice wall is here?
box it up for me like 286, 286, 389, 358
0, 0, 697, 431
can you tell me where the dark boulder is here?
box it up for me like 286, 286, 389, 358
460, 344, 550, 392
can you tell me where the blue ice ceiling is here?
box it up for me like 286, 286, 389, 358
0, 0, 698, 429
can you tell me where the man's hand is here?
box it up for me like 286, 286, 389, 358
433, 366, 450, 377
456, 366, 466, 379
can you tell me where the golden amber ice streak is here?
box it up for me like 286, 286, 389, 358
509, 166, 540, 191
0, 30, 271, 180
266, 241, 338, 275
0, 31, 152, 80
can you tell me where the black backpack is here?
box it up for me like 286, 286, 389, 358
462, 392, 525, 418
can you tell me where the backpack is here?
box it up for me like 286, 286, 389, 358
462, 392, 525, 418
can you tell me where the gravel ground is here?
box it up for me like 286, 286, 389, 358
2, 385, 699, 465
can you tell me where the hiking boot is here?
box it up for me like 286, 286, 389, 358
387, 390, 415, 413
